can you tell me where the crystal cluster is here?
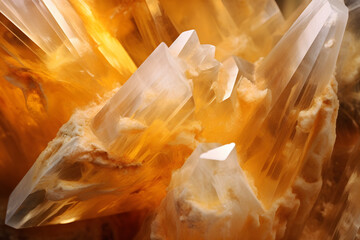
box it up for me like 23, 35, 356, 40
0, 0, 359, 239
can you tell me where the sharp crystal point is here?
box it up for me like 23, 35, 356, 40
169, 30, 200, 57
5, 32, 203, 228
258, 0, 348, 99
237, 0, 348, 207
152, 143, 263, 240
92, 42, 192, 155
0, 0, 89, 55
214, 57, 239, 102
199, 142, 236, 161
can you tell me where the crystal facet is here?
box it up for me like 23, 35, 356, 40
151, 143, 264, 240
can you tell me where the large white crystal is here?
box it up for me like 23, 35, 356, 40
151, 143, 264, 240
5, 40, 196, 228
237, 0, 348, 207
92, 42, 193, 158
0, 0, 90, 56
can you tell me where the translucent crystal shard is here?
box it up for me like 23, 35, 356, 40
237, 0, 348, 208
5, 39, 196, 228
0, 0, 136, 191
298, 2, 360, 238
213, 57, 239, 102
151, 143, 263, 240
167, 30, 247, 144
169, 30, 219, 112
0, 0, 136, 78
0, 0, 76, 55
92, 42, 193, 158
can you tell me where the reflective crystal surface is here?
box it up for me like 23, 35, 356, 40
152, 143, 264, 240
0, 0, 136, 193
6, 40, 195, 228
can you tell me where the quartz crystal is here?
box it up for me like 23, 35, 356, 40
151, 143, 264, 240
298, 1, 360, 238
0, 0, 360, 239
238, 0, 348, 208
0, 0, 136, 193
5, 39, 195, 228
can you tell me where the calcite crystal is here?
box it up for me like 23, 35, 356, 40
0, 0, 360, 239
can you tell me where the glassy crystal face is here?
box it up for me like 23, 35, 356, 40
238, 0, 348, 208
152, 143, 264, 240
0, 0, 136, 193
0, 0, 359, 239
5, 40, 195, 228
